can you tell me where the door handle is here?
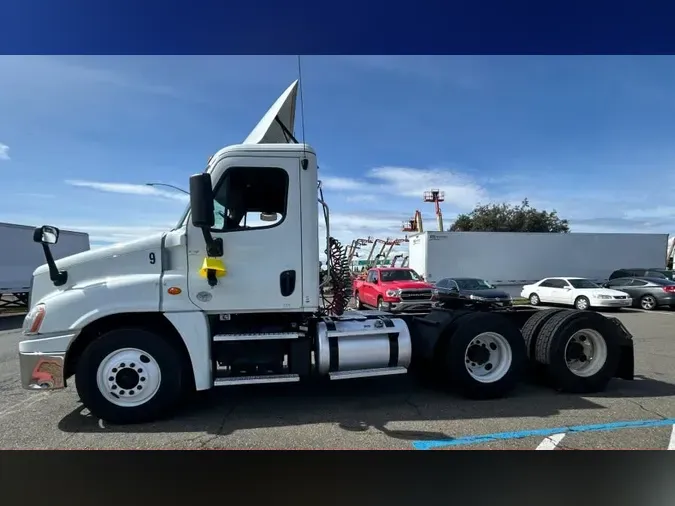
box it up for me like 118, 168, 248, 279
280, 270, 296, 297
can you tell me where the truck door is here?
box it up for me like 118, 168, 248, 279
363, 270, 378, 305
186, 155, 304, 312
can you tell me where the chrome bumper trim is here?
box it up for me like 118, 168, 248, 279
19, 352, 66, 390
389, 300, 435, 311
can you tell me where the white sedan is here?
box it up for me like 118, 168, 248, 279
520, 277, 632, 310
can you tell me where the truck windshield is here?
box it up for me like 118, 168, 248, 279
455, 278, 493, 290
569, 279, 599, 289
380, 269, 422, 282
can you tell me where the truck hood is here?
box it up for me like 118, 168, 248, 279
31, 232, 166, 306
383, 280, 434, 290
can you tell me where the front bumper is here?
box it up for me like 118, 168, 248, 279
386, 300, 436, 312
592, 297, 633, 308
19, 351, 66, 390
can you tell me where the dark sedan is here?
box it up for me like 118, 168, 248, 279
602, 276, 675, 311
433, 277, 513, 307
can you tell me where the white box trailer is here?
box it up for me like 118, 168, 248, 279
407, 231, 669, 297
0, 222, 90, 306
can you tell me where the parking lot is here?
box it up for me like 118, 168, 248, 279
2, 308, 675, 450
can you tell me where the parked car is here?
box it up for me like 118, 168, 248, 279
602, 276, 675, 311
433, 277, 512, 307
609, 268, 675, 281
521, 277, 632, 311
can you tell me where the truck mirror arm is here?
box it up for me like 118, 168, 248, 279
41, 242, 68, 287
201, 229, 223, 258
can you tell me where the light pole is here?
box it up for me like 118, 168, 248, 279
145, 182, 189, 195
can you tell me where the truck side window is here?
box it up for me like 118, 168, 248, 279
212, 166, 289, 232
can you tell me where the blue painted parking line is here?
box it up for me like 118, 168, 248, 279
412, 418, 675, 450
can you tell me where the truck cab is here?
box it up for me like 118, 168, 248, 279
353, 267, 436, 313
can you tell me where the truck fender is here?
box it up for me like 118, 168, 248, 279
163, 311, 212, 391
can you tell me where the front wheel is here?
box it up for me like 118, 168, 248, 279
574, 296, 590, 310
529, 293, 540, 306
75, 328, 186, 424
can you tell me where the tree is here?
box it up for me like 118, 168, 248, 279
449, 198, 570, 233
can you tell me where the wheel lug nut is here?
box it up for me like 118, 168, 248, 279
120, 390, 125, 395
112, 368, 117, 373
130, 363, 135, 368
108, 376, 114, 381
140, 377, 146, 382
120, 363, 126, 368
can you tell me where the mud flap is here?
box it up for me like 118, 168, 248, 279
616, 344, 635, 380
606, 316, 635, 380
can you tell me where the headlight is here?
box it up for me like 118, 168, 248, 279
469, 294, 487, 301
22, 304, 46, 336
594, 294, 611, 299
385, 289, 401, 297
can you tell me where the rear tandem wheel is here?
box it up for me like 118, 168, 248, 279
532, 310, 622, 393
433, 311, 527, 400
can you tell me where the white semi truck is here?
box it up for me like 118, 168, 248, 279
18, 81, 635, 424
0, 222, 90, 308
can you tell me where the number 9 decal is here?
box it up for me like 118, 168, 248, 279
149, 252, 156, 264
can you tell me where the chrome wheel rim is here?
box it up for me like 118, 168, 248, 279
576, 297, 589, 310
564, 329, 607, 377
464, 332, 513, 383
96, 348, 161, 407
641, 296, 656, 310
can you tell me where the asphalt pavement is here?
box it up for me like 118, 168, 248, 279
2, 309, 675, 450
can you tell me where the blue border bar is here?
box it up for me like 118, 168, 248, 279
413, 418, 675, 450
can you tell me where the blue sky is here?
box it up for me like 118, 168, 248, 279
2, 55, 675, 256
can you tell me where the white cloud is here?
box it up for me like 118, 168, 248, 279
0, 143, 9, 160
344, 194, 378, 204
322, 166, 488, 210
65, 180, 189, 202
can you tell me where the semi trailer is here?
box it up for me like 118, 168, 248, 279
18, 81, 635, 425
408, 230, 669, 298
0, 222, 90, 309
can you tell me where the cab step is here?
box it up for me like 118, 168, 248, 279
328, 367, 407, 381
214, 374, 300, 386
213, 332, 300, 342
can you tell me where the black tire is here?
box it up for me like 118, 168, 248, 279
354, 291, 364, 310
75, 328, 186, 424
574, 296, 590, 311
377, 296, 386, 311
639, 294, 657, 311
534, 310, 621, 393
521, 308, 566, 359
436, 312, 527, 400
529, 293, 540, 306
